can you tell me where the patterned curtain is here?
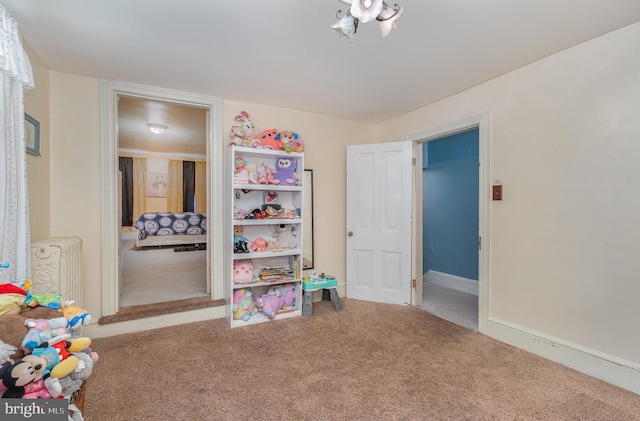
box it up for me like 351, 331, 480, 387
0, 7, 34, 284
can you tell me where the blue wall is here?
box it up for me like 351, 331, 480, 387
423, 129, 479, 281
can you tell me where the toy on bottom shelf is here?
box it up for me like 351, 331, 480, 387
255, 283, 296, 319
269, 283, 295, 307
273, 157, 300, 186
232, 288, 256, 321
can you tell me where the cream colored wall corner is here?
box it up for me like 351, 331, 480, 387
23, 42, 50, 242
376, 22, 640, 390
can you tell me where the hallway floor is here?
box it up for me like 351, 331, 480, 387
422, 281, 478, 331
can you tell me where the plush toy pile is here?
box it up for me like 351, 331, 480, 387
0, 275, 96, 420
229, 110, 305, 153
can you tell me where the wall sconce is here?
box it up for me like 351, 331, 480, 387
146, 123, 168, 134
332, 0, 404, 39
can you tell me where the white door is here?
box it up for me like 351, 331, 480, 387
346, 141, 413, 305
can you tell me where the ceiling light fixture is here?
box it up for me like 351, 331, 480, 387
146, 123, 168, 134
332, 0, 404, 40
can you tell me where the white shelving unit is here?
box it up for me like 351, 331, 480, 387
229, 146, 304, 327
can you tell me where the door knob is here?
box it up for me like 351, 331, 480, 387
348, 231, 353, 237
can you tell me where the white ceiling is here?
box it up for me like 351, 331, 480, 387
4, 1, 640, 126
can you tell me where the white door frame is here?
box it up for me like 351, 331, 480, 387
407, 112, 490, 333
99, 80, 225, 316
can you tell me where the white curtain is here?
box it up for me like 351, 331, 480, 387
0, 6, 34, 284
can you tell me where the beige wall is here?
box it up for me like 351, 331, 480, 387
377, 23, 640, 365
23, 42, 50, 242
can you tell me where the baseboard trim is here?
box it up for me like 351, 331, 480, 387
485, 317, 640, 394
424, 270, 478, 296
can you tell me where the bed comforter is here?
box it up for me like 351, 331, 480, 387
134, 212, 206, 240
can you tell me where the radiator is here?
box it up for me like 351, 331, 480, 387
30, 237, 83, 307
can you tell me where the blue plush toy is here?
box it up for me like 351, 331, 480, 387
273, 157, 299, 186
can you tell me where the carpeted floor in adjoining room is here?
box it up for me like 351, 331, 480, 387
84, 299, 640, 421
120, 239, 208, 306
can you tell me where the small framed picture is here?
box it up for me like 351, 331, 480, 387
146, 172, 168, 197
25, 113, 40, 156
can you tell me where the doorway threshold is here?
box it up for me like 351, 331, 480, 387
98, 296, 225, 325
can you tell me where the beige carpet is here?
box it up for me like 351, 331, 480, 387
84, 299, 640, 420
120, 239, 208, 306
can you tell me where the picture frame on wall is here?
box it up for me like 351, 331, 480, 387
25, 113, 40, 156
146, 172, 168, 197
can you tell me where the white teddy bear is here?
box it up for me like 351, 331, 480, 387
272, 224, 297, 249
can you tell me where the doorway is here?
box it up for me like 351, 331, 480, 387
117, 96, 208, 307
409, 113, 489, 332
100, 80, 225, 317
421, 129, 479, 330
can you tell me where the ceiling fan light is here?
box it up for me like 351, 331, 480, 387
146, 123, 168, 134
350, 0, 384, 24
331, 12, 359, 39
377, 4, 403, 37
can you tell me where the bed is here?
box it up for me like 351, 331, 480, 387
133, 212, 207, 248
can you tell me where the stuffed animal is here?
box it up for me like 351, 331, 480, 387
59, 350, 98, 398
265, 165, 278, 184
234, 111, 258, 145
272, 224, 297, 249
233, 259, 254, 284
273, 157, 299, 186
0, 340, 16, 365
256, 128, 280, 150
234, 156, 249, 181
275, 130, 304, 153
232, 288, 256, 321
256, 162, 268, 184
0, 354, 62, 398
267, 283, 296, 308
0, 283, 27, 316
234, 225, 249, 253
280, 203, 298, 218
21, 317, 69, 351
0, 306, 61, 361
229, 125, 250, 147
250, 237, 268, 253
62, 305, 92, 332
254, 294, 283, 319
31, 335, 79, 379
